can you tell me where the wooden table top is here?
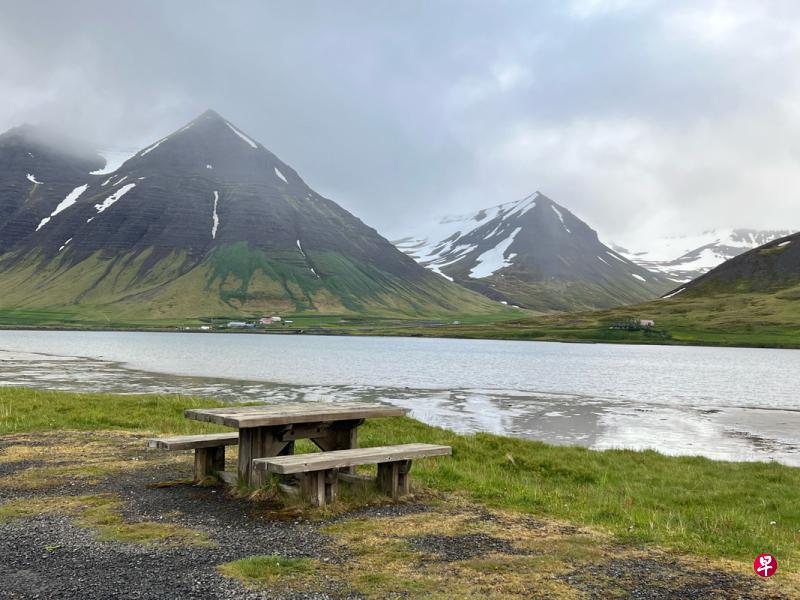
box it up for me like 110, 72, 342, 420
185, 401, 407, 429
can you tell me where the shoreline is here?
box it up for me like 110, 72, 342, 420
1, 323, 799, 350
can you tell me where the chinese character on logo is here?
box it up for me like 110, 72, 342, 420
754, 553, 777, 577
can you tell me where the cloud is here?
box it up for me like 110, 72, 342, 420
1, 0, 799, 248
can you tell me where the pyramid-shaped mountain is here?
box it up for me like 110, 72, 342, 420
0, 111, 496, 319
395, 192, 673, 311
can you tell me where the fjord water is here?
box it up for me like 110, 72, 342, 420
1, 330, 798, 465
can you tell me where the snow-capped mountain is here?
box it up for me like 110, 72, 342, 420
613, 229, 797, 282
395, 192, 673, 312
0, 110, 497, 319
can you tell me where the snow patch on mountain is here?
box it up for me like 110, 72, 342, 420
551, 205, 571, 233
274, 167, 288, 183
26, 173, 42, 184
662, 287, 686, 299
92, 183, 136, 215
36, 184, 89, 231
296, 239, 319, 277
211, 191, 220, 239
91, 149, 137, 175
225, 122, 258, 148
139, 137, 168, 157
396, 192, 539, 265
470, 227, 521, 278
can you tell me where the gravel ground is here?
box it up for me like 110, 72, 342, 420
0, 433, 795, 599
0, 465, 346, 599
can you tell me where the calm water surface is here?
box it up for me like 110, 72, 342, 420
0, 330, 798, 465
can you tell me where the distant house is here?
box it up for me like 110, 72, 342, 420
609, 318, 655, 330
199, 325, 211, 331
227, 321, 251, 328
259, 317, 273, 325
284, 320, 294, 324
271, 316, 283, 322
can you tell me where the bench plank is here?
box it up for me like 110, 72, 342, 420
147, 433, 239, 451
253, 443, 451, 475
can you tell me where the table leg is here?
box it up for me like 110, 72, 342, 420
238, 426, 293, 486
312, 419, 361, 473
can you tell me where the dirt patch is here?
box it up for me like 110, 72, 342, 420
561, 554, 787, 599
408, 532, 532, 561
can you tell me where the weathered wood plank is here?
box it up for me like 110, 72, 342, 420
299, 469, 338, 506
147, 433, 239, 451
238, 426, 293, 485
194, 446, 225, 481
253, 444, 451, 475
312, 419, 361, 474
377, 461, 400, 499
185, 402, 407, 429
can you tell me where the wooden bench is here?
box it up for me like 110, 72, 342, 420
252, 443, 452, 506
147, 433, 239, 481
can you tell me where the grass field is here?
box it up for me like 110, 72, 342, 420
1, 386, 798, 572
2, 281, 799, 349
331, 286, 800, 348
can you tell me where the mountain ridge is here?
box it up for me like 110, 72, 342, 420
614, 228, 796, 282
664, 231, 800, 298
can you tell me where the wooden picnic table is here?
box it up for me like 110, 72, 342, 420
184, 402, 407, 484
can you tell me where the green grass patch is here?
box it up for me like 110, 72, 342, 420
2, 387, 799, 570
219, 555, 316, 588
0, 493, 208, 545
0, 387, 227, 434
352, 288, 800, 348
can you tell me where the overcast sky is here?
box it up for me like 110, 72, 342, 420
2, 0, 799, 247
